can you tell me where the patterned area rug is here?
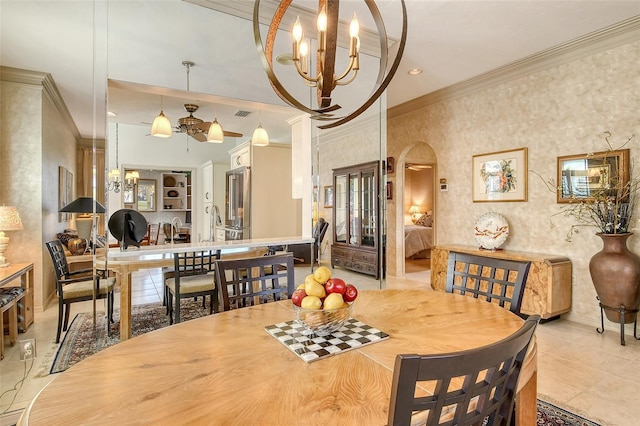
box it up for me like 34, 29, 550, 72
50, 299, 213, 374
49, 303, 601, 426
537, 400, 600, 425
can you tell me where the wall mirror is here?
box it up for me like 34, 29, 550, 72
137, 179, 156, 212
557, 149, 630, 203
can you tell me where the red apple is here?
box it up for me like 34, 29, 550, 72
344, 284, 358, 302
291, 288, 307, 307
325, 278, 346, 295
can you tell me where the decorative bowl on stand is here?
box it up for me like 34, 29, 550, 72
293, 303, 353, 336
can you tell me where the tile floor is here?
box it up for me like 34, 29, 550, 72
1, 260, 639, 425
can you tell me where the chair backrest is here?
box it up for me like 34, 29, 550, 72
215, 253, 295, 311
445, 252, 531, 314
387, 315, 540, 426
313, 218, 329, 243
173, 250, 221, 279
45, 240, 71, 281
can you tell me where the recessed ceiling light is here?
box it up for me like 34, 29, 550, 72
408, 68, 423, 76
107, 111, 117, 117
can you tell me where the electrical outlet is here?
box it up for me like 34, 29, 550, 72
19, 338, 36, 361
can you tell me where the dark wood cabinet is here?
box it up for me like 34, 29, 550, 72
331, 161, 381, 278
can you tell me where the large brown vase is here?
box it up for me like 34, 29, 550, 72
589, 233, 640, 323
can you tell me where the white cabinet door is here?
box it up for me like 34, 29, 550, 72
202, 162, 213, 202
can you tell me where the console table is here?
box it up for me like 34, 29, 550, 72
431, 245, 572, 319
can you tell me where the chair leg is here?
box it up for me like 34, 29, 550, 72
63, 302, 71, 332
167, 292, 174, 325
56, 302, 64, 343
175, 292, 181, 324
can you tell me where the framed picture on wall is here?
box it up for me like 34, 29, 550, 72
472, 148, 527, 202
323, 186, 333, 208
386, 181, 393, 200
386, 157, 395, 174
557, 149, 629, 203
58, 166, 73, 222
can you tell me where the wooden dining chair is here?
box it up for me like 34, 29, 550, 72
445, 252, 531, 315
45, 240, 115, 343
387, 315, 540, 426
165, 250, 220, 324
215, 253, 295, 311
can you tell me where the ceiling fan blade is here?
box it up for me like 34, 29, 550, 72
191, 132, 207, 142
194, 122, 211, 132
223, 130, 243, 138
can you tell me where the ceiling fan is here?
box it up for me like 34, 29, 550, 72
174, 103, 243, 142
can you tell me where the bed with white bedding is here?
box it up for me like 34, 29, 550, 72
404, 225, 433, 259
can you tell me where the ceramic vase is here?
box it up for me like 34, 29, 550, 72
68, 238, 88, 256
589, 233, 640, 323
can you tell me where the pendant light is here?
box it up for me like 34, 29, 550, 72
252, 124, 269, 146
207, 118, 224, 143
151, 95, 172, 138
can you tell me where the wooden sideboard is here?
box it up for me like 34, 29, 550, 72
431, 245, 572, 319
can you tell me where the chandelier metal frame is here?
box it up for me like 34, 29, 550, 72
253, 0, 407, 129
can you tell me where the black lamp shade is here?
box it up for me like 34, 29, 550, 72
59, 197, 106, 214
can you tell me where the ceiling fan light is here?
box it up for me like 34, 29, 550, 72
207, 118, 224, 143
252, 124, 269, 146
151, 111, 172, 138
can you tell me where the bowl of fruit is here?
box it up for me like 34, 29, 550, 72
291, 266, 359, 336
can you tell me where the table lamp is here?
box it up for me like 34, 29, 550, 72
0, 205, 23, 268
59, 197, 106, 241
409, 205, 421, 224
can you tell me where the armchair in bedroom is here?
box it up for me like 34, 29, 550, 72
287, 218, 329, 265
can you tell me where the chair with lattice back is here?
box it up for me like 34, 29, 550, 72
445, 252, 531, 315
45, 240, 115, 343
165, 249, 221, 324
387, 315, 540, 426
215, 253, 295, 311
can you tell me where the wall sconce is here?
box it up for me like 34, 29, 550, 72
0, 206, 23, 268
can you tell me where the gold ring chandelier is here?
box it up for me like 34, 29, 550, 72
253, 0, 407, 129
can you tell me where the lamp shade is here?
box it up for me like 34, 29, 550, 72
59, 197, 106, 214
207, 118, 224, 143
151, 111, 172, 138
252, 124, 269, 146
0, 206, 23, 231
409, 205, 420, 215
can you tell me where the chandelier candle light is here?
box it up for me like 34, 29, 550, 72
291, 6, 360, 107
0, 206, 23, 268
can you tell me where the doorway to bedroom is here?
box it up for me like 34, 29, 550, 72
403, 162, 435, 276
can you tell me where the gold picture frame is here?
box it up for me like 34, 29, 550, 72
323, 186, 333, 208
58, 166, 73, 222
557, 149, 630, 203
472, 148, 527, 202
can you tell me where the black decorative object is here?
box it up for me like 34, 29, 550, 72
108, 209, 148, 250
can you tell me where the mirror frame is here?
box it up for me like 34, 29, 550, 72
136, 179, 156, 212
557, 148, 630, 203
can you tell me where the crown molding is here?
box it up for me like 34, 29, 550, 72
0, 66, 81, 140
185, 0, 396, 57
389, 15, 640, 120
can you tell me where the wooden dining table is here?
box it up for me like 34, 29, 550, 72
97, 236, 314, 340
20, 289, 537, 425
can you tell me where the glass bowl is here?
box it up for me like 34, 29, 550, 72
293, 302, 353, 336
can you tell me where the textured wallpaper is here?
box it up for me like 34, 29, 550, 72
388, 40, 640, 328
